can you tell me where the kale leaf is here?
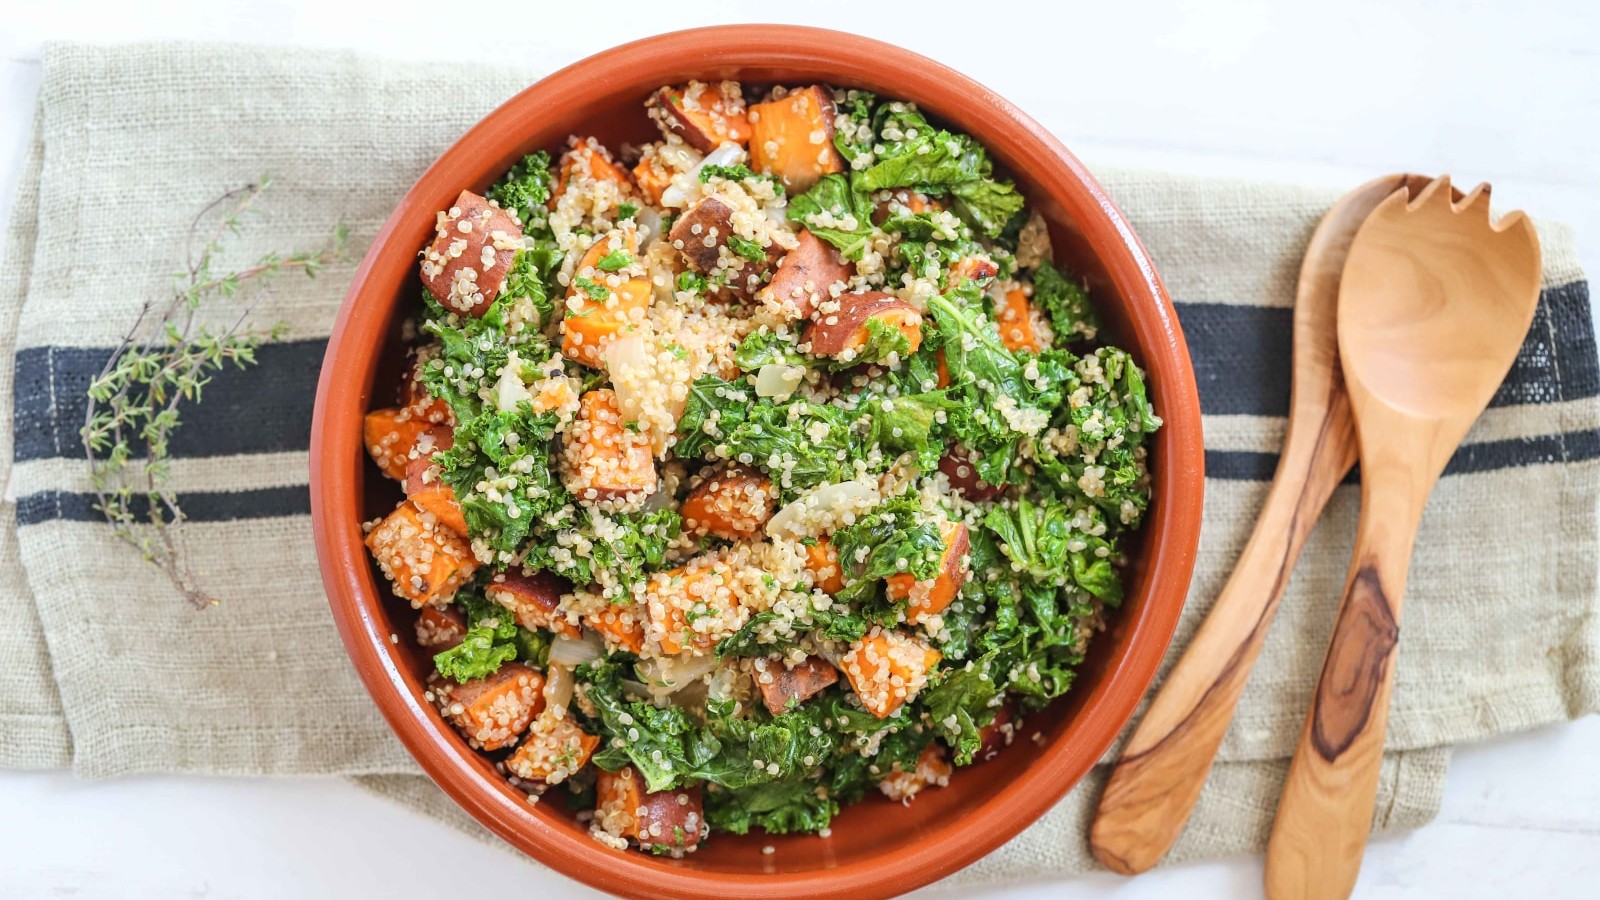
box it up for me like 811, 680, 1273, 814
787, 174, 875, 260
676, 376, 857, 497
433, 590, 551, 682
1030, 260, 1098, 343
487, 151, 554, 235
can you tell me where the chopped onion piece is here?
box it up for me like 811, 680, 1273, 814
767, 479, 882, 539
753, 363, 805, 399
633, 206, 662, 250
550, 630, 604, 668
603, 333, 652, 422
543, 663, 574, 713
636, 652, 719, 699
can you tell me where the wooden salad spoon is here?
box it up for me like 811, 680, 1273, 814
1090, 174, 1438, 874
1264, 175, 1542, 899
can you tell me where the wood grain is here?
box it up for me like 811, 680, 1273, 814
1088, 177, 1431, 875
1264, 176, 1544, 899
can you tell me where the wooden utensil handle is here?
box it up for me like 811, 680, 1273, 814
1264, 485, 1426, 900
1091, 406, 1355, 875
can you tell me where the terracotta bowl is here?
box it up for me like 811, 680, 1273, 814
311, 24, 1204, 900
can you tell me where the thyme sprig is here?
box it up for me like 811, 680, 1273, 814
81, 178, 348, 608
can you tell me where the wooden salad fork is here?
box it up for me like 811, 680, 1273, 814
1265, 176, 1542, 899
1090, 174, 1436, 874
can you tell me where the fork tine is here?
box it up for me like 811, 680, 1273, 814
1454, 182, 1492, 217
1407, 174, 1452, 211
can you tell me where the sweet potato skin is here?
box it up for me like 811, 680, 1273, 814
804, 291, 923, 359
419, 189, 523, 317
938, 448, 1004, 502
756, 655, 839, 715
415, 605, 467, 651
886, 520, 972, 624
749, 86, 844, 193
365, 504, 477, 608
487, 568, 579, 638
680, 463, 776, 540
595, 767, 705, 851
649, 82, 751, 152
561, 388, 656, 502
756, 229, 854, 319
667, 195, 782, 296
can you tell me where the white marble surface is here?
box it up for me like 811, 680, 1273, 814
2, 2, 1597, 897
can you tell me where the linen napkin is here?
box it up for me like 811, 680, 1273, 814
2, 41, 1596, 889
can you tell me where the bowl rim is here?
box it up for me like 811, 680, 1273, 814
311, 24, 1204, 900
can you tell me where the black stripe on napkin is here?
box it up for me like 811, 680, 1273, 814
14, 486, 309, 526
13, 340, 327, 462
1189, 280, 1597, 417
1206, 428, 1600, 483
11, 282, 1596, 475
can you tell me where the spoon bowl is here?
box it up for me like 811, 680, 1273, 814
1339, 178, 1542, 424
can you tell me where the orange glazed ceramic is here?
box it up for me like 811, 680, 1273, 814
310, 25, 1204, 900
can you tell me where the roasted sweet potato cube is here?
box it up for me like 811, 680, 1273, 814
877, 745, 952, 802
438, 662, 545, 751
841, 629, 941, 719
804, 291, 923, 361
938, 447, 1003, 501
562, 229, 652, 369
486, 568, 579, 638
749, 85, 844, 193
755, 655, 839, 715
681, 463, 776, 540
415, 605, 467, 651
947, 255, 999, 289
996, 288, 1046, 353
365, 504, 477, 608
934, 349, 951, 389
595, 767, 704, 852
886, 520, 972, 624
756, 229, 854, 319
561, 389, 656, 502
584, 602, 647, 655
804, 538, 847, 595
649, 81, 751, 152
364, 407, 433, 482
403, 454, 468, 537
644, 562, 745, 655
632, 152, 673, 206
550, 138, 633, 209
667, 194, 782, 296
507, 710, 600, 784
419, 189, 523, 316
